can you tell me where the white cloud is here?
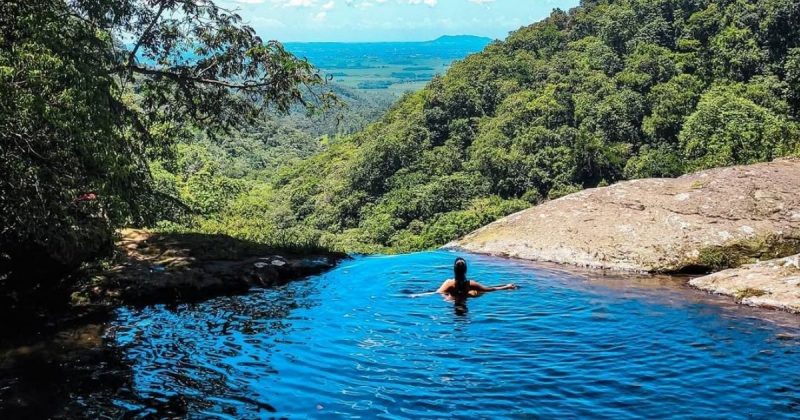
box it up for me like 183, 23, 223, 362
251, 16, 287, 27
468, 0, 495, 4
273, 0, 317, 7
406, 0, 438, 6
322, 1, 336, 10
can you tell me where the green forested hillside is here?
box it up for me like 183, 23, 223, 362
0, 0, 328, 286
196, 0, 800, 253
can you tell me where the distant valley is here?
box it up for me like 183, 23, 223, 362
285, 35, 493, 96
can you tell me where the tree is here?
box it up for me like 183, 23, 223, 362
643, 74, 705, 143
566, 36, 622, 76
679, 86, 797, 170
616, 43, 678, 92
0, 0, 326, 286
623, 145, 684, 179
423, 77, 484, 145
786, 48, 800, 116
599, 4, 637, 54
589, 89, 645, 146
684, 3, 721, 44
711, 26, 765, 81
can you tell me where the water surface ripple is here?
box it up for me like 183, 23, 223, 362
111, 251, 800, 418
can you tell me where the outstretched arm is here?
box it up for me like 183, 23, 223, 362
469, 281, 517, 292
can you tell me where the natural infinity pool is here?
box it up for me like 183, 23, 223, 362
110, 251, 800, 418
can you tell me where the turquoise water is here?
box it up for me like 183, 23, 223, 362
111, 251, 800, 418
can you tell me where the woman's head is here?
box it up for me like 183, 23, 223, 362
454, 257, 467, 285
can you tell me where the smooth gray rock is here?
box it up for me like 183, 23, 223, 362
447, 158, 800, 273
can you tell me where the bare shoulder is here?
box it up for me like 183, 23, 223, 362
437, 279, 455, 292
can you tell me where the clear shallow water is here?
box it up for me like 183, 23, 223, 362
110, 251, 800, 418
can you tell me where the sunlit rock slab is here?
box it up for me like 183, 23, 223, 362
690, 254, 800, 313
446, 158, 800, 273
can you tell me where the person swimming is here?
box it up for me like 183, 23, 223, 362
436, 257, 517, 298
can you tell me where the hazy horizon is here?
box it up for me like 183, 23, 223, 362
219, 0, 581, 43
282, 34, 493, 44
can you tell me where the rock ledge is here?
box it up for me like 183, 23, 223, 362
690, 254, 800, 313
447, 158, 800, 273
72, 229, 346, 307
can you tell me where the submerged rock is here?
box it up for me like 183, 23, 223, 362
447, 158, 800, 273
690, 254, 800, 313
73, 229, 346, 307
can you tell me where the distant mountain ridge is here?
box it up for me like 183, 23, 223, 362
427, 35, 494, 45
284, 35, 492, 47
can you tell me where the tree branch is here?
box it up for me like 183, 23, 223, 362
125, 65, 278, 90
127, 0, 167, 71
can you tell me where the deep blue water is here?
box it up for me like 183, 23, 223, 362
111, 251, 800, 418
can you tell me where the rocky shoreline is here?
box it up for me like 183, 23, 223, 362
71, 229, 347, 308
0, 230, 346, 417
448, 158, 800, 313
690, 254, 800, 313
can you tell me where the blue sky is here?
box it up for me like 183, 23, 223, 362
220, 0, 580, 42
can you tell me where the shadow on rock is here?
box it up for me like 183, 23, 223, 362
72, 229, 348, 307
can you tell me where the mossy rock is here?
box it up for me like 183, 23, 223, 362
733, 288, 768, 301
694, 232, 800, 273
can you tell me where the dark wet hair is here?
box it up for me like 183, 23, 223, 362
454, 257, 468, 292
